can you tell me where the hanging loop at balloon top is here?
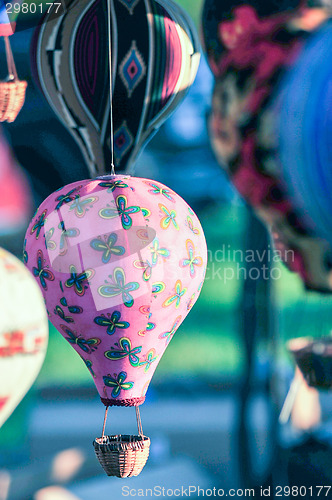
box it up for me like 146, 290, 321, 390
107, 0, 115, 175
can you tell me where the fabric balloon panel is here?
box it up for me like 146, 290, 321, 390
30, 0, 200, 177
202, 0, 332, 75
203, 0, 332, 292
24, 176, 207, 405
278, 22, 332, 248
0, 248, 48, 428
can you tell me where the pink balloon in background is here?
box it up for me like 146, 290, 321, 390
24, 176, 207, 407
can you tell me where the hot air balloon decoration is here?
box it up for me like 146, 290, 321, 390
0, 2, 27, 123
24, 175, 207, 476
30, 0, 200, 176
0, 247, 48, 429
202, 0, 332, 293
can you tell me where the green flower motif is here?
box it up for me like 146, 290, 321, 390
94, 311, 129, 335
159, 316, 182, 345
103, 371, 134, 398
99, 195, 140, 230
69, 195, 98, 218
144, 181, 175, 202
162, 280, 187, 309
104, 337, 142, 367
83, 359, 95, 377
30, 209, 47, 239
180, 239, 203, 278
99, 180, 129, 192
138, 349, 158, 373
150, 238, 170, 266
98, 267, 139, 307
65, 265, 94, 296
90, 233, 125, 264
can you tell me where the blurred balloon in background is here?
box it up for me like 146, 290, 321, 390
24, 176, 207, 406
30, 0, 200, 177
0, 247, 48, 429
278, 22, 332, 252
202, 0, 332, 292
0, 127, 31, 237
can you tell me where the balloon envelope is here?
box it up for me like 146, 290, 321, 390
24, 176, 207, 406
203, 0, 332, 292
0, 3, 15, 36
278, 22, 332, 248
0, 248, 48, 428
31, 0, 200, 177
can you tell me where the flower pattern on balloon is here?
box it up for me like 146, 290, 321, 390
45, 227, 56, 251
138, 322, 156, 337
152, 281, 166, 296
98, 180, 129, 192
99, 195, 140, 230
159, 204, 179, 230
103, 371, 134, 398
69, 195, 98, 218
104, 337, 142, 367
30, 209, 47, 240
133, 259, 152, 281
98, 267, 139, 307
23, 239, 28, 264
186, 215, 200, 236
61, 325, 100, 353
32, 249, 54, 291
144, 181, 175, 202
94, 311, 130, 335
65, 265, 94, 297
180, 239, 203, 278
150, 238, 170, 266
55, 297, 83, 323
159, 316, 182, 345
139, 305, 151, 319
55, 187, 80, 210
139, 348, 158, 373
162, 280, 187, 309
90, 233, 125, 264
83, 358, 95, 377
58, 222, 80, 255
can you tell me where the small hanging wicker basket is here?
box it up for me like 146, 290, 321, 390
93, 406, 150, 478
0, 36, 27, 123
93, 434, 150, 478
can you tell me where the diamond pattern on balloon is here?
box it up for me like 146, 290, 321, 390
119, 41, 146, 98
114, 121, 134, 164
117, 0, 140, 14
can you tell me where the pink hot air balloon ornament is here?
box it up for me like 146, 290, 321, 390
24, 175, 207, 477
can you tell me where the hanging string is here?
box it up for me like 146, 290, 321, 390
107, 0, 115, 175
101, 406, 109, 439
4, 37, 18, 81
135, 406, 143, 436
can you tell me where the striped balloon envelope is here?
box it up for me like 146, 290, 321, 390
30, 0, 200, 177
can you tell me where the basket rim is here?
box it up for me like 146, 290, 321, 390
94, 434, 150, 452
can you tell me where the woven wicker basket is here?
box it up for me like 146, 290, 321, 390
93, 434, 150, 477
0, 37, 27, 123
0, 80, 27, 123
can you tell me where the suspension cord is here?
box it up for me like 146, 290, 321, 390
135, 406, 143, 436
101, 406, 109, 439
107, 0, 115, 175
